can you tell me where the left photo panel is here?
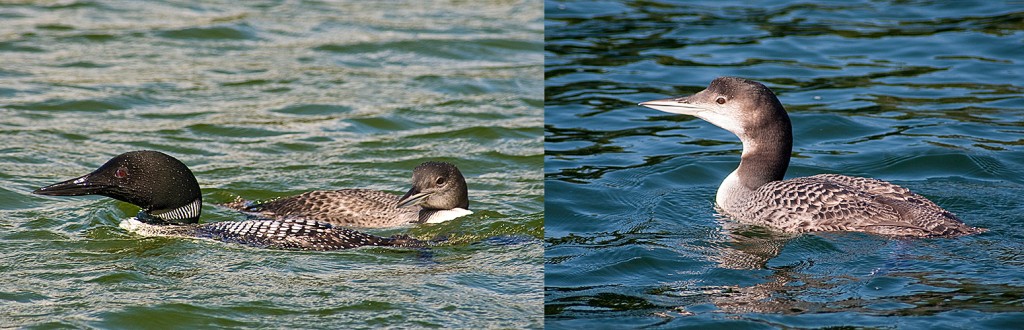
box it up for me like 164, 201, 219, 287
2, 1, 543, 328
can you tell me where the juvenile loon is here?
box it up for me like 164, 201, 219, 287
222, 162, 472, 228
639, 76, 984, 238
32, 150, 422, 250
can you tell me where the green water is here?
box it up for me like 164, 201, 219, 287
8, 0, 1024, 327
546, 0, 1024, 328
1, 1, 543, 328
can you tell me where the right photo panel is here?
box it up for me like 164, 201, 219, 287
545, 1, 1024, 328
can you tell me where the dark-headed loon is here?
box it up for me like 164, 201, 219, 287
639, 76, 984, 238
32, 150, 423, 250
222, 162, 472, 228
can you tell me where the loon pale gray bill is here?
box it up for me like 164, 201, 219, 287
639, 77, 984, 238
33, 150, 422, 250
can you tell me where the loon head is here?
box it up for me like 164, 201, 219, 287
33, 150, 202, 224
638, 76, 791, 144
396, 161, 469, 210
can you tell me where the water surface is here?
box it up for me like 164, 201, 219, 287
1, 1, 543, 328
545, 1, 1024, 328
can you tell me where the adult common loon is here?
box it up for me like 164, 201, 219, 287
32, 150, 422, 250
639, 76, 984, 238
222, 162, 472, 228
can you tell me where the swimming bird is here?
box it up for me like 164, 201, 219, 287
222, 162, 472, 228
639, 76, 984, 238
32, 150, 423, 250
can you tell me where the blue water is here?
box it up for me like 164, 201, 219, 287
1, 1, 543, 328
545, 0, 1024, 328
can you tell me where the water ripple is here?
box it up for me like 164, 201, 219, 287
546, 0, 1024, 328
2, 0, 542, 328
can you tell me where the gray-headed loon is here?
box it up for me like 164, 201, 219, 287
222, 162, 472, 228
32, 150, 422, 250
639, 76, 984, 238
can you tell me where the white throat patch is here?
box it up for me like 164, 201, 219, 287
424, 208, 473, 224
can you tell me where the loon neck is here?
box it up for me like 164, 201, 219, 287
735, 126, 791, 190
720, 113, 790, 195
143, 197, 203, 224
716, 123, 792, 210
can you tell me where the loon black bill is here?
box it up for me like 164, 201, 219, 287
33, 174, 113, 196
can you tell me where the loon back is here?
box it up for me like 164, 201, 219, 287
746, 174, 983, 237
122, 217, 423, 250
224, 161, 472, 228
639, 77, 984, 238
235, 189, 422, 227
32, 150, 425, 250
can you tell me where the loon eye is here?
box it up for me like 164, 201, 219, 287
435, 177, 446, 185
115, 167, 128, 179
716, 97, 727, 105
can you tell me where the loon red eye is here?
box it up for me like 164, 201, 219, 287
716, 97, 727, 104
115, 167, 128, 179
